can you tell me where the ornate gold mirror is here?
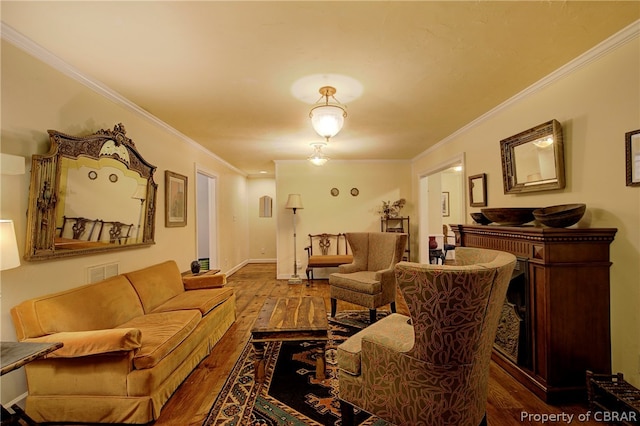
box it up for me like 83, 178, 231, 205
25, 124, 157, 260
500, 119, 565, 194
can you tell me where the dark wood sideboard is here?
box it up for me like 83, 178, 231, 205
451, 224, 617, 404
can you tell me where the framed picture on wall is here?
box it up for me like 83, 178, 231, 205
441, 192, 450, 217
626, 129, 640, 187
165, 170, 187, 227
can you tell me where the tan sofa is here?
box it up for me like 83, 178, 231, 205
10, 260, 236, 424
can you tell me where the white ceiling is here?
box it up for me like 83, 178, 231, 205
2, 1, 638, 176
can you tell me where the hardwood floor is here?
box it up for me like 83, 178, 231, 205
155, 263, 600, 426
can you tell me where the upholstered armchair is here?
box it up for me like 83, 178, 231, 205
329, 232, 407, 324
337, 247, 516, 426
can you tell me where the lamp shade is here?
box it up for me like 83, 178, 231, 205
310, 105, 346, 139
131, 184, 147, 201
285, 194, 304, 210
0, 220, 20, 270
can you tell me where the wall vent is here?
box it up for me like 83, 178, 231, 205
87, 262, 119, 284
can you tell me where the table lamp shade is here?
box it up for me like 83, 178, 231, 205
285, 194, 304, 210
0, 220, 20, 270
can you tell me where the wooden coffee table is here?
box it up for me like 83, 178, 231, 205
250, 296, 329, 383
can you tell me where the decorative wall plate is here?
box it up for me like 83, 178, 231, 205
350, 188, 359, 196
330, 188, 339, 196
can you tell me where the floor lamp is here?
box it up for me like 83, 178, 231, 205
285, 194, 303, 284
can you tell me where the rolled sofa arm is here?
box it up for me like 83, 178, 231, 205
23, 328, 141, 358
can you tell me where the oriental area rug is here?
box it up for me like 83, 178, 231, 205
203, 311, 391, 426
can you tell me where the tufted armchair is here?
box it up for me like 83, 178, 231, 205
329, 232, 408, 324
337, 247, 516, 426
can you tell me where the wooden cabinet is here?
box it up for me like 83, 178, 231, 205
451, 224, 617, 403
381, 216, 410, 261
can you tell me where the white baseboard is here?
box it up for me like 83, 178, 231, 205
225, 260, 248, 277
247, 258, 277, 264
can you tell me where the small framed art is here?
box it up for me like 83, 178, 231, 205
165, 170, 187, 227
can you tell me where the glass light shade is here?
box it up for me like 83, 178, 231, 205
309, 156, 329, 166
308, 143, 329, 166
0, 220, 20, 270
310, 105, 346, 139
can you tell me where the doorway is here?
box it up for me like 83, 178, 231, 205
196, 168, 218, 270
417, 154, 465, 263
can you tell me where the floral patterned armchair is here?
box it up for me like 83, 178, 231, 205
329, 232, 408, 324
337, 247, 516, 426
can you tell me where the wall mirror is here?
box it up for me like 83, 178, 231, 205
468, 173, 487, 207
500, 119, 565, 194
625, 129, 640, 187
25, 123, 157, 260
259, 195, 272, 217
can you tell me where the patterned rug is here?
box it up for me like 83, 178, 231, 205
203, 311, 392, 426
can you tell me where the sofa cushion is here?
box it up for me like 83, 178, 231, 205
118, 310, 201, 369
11, 275, 144, 339
152, 287, 234, 316
337, 313, 414, 376
330, 271, 381, 294
125, 260, 185, 313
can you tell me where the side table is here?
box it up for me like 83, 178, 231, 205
1, 341, 63, 426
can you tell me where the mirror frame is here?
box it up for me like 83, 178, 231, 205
625, 129, 640, 187
500, 119, 565, 194
24, 123, 157, 261
468, 173, 487, 207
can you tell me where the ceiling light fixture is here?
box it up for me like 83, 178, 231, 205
308, 142, 329, 166
309, 86, 347, 140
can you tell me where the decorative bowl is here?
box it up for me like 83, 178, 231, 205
481, 207, 537, 226
470, 212, 492, 225
533, 203, 586, 228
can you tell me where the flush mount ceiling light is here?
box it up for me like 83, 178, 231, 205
308, 142, 330, 166
309, 86, 347, 140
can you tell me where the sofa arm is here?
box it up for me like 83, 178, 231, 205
23, 328, 141, 358
183, 272, 226, 290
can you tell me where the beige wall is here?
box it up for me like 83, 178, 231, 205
413, 36, 640, 386
248, 177, 277, 261
275, 160, 412, 279
0, 41, 250, 403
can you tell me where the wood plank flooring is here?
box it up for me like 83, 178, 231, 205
155, 263, 600, 426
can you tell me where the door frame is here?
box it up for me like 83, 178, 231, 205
417, 153, 466, 263
195, 164, 219, 270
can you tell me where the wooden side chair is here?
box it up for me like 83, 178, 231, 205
304, 233, 353, 284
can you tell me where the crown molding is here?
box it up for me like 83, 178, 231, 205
1, 22, 247, 177
413, 19, 640, 162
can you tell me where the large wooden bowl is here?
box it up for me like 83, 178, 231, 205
481, 207, 536, 226
533, 204, 586, 228
470, 212, 492, 225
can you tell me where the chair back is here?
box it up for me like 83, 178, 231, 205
345, 232, 407, 271
394, 247, 516, 365
307, 233, 348, 256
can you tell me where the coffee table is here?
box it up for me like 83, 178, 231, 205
250, 296, 329, 383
